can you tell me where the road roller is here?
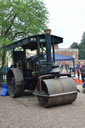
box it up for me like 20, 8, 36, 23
3, 32, 78, 107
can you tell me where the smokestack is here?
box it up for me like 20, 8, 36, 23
44, 29, 52, 65
44, 29, 51, 34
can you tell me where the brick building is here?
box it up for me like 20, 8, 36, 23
55, 48, 78, 61
54, 48, 78, 66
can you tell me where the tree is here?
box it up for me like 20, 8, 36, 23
70, 42, 78, 49
0, 0, 48, 70
78, 32, 85, 59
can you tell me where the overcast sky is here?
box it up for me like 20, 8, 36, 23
43, 0, 85, 48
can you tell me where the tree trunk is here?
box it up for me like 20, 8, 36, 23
2, 51, 6, 72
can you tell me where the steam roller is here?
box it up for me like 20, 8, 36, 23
3, 31, 78, 108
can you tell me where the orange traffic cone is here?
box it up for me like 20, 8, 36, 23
79, 69, 83, 84
74, 70, 79, 84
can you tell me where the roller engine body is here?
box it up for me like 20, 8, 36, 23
3, 33, 78, 107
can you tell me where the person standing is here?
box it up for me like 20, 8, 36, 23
81, 62, 85, 82
60, 62, 63, 73
76, 62, 81, 79
65, 63, 69, 73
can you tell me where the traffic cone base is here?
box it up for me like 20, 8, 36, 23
74, 78, 79, 83
79, 80, 83, 84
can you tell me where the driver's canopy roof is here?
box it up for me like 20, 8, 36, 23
3, 34, 63, 51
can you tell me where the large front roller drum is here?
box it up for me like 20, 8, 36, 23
7, 68, 24, 98
37, 77, 77, 107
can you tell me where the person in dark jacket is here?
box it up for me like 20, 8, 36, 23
65, 63, 69, 73
81, 63, 85, 82
76, 62, 80, 78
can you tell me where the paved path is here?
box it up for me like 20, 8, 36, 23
0, 89, 85, 128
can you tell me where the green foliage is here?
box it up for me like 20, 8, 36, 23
80, 32, 85, 44
0, 0, 48, 43
70, 32, 85, 59
0, 0, 48, 68
78, 32, 85, 59
79, 48, 85, 59
70, 42, 78, 49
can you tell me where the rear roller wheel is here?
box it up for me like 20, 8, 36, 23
7, 68, 24, 98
